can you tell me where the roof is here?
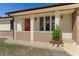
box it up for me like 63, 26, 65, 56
6, 3, 75, 14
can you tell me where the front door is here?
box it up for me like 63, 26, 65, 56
25, 19, 30, 31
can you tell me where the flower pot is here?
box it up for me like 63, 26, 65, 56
49, 39, 64, 47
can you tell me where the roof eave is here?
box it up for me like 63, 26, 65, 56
6, 3, 75, 15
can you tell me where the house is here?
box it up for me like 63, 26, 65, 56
0, 3, 79, 44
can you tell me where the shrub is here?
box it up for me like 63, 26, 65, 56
52, 25, 62, 41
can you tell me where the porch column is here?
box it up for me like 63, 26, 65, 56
50, 16, 52, 31
44, 16, 46, 31
13, 18, 16, 39
55, 11, 60, 28
30, 15, 34, 42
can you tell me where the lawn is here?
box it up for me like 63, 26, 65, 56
0, 38, 71, 56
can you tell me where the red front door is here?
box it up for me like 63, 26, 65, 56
25, 19, 30, 31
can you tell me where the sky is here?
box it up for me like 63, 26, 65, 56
0, 3, 49, 17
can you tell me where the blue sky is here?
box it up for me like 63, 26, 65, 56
0, 3, 50, 17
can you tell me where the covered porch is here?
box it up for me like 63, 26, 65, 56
11, 9, 74, 42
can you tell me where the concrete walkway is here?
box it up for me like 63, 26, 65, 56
63, 42, 79, 56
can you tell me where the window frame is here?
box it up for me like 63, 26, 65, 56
39, 16, 55, 31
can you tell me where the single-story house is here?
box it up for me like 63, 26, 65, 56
0, 3, 79, 44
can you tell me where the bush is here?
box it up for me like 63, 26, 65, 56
52, 25, 62, 41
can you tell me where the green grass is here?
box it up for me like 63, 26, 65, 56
0, 38, 71, 56
0, 38, 25, 48
0, 38, 30, 56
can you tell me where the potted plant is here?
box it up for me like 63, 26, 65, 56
50, 25, 64, 47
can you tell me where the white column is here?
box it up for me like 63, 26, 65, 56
13, 18, 16, 39
50, 16, 52, 31
55, 11, 60, 28
30, 15, 34, 42
44, 16, 45, 31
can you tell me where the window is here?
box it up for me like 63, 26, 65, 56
45, 16, 50, 31
10, 20, 14, 30
40, 17, 44, 31
39, 16, 55, 31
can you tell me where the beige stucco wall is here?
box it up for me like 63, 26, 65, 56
60, 14, 72, 40
34, 17, 40, 31
16, 19, 25, 31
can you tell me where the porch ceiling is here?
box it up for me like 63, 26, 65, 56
33, 9, 75, 17
14, 9, 75, 19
